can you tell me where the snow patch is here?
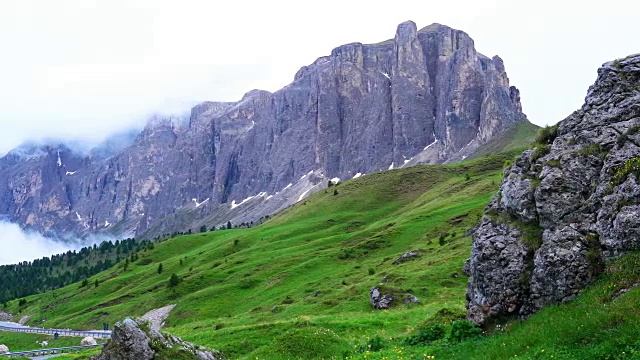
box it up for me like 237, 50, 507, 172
300, 174, 307, 180
57, 151, 62, 167
388, 163, 394, 170
380, 71, 391, 79
404, 159, 410, 164
104, 220, 110, 227
423, 139, 439, 151
75, 212, 82, 221
353, 173, 362, 179
266, 195, 273, 200
230, 196, 254, 209
66, 171, 76, 175
462, 155, 467, 160
298, 189, 312, 201
330, 177, 340, 185
192, 198, 210, 208
283, 183, 293, 190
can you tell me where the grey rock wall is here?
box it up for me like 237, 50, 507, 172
467, 54, 640, 325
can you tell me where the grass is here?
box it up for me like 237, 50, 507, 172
469, 121, 540, 160
0, 330, 92, 351
3, 153, 512, 359
4, 148, 639, 359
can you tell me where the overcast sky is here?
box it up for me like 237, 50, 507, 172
0, 0, 638, 156
0, 1, 638, 264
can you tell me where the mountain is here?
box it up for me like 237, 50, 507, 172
466, 54, 640, 325
0, 21, 531, 239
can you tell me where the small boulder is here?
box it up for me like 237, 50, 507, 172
404, 294, 420, 305
0, 344, 9, 354
393, 250, 420, 265
81, 336, 98, 346
40, 341, 48, 347
370, 288, 394, 310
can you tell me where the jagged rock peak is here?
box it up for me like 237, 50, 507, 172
466, 54, 640, 326
0, 20, 530, 240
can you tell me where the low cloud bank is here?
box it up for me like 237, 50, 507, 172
0, 221, 83, 266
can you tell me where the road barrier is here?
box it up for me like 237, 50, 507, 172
0, 324, 111, 338
0, 344, 104, 357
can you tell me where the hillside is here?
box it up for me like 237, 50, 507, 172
3, 152, 517, 359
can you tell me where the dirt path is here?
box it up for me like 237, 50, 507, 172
140, 304, 176, 331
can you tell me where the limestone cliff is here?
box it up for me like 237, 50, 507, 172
0, 21, 528, 239
466, 54, 640, 325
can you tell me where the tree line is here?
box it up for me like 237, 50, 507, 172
0, 238, 154, 305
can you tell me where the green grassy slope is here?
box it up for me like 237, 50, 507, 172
470, 121, 540, 160
4, 152, 516, 359
366, 252, 640, 360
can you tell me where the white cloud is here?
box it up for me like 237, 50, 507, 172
0, 221, 79, 265
0, 0, 638, 153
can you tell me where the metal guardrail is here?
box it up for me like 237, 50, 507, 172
0, 325, 111, 339
0, 344, 103, 357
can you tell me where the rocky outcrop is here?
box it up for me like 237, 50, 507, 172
0, 21, 528, 240
467, 54, 640, 325
0, 344, 8, 354
92, 318, 224, 360
370, 288, 395, 310
93, 318, 155, 360
0, 311, 11, 321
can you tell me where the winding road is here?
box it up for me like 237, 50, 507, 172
0, 321, 111, 339
0, 322, 110, 357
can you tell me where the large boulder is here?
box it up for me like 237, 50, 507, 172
467, 54, 640, 326
93, 318, 155, 360
0, 345, 9, 354
92, 318, 224, 360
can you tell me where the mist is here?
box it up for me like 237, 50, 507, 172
0, 221, 119, 266
0, 222, 75, 265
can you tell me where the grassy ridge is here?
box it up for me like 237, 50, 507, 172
4, 152, 515, 359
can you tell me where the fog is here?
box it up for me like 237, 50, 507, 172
0, 221, 82, 265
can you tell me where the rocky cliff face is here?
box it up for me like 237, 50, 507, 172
0, 21, 527, 239
466, 54, 640, 326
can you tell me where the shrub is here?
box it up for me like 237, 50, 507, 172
424, 308, 467, 327
357, 336, 386, 352
531, 144, 551, 161
404, 325, 446, 345
449, 320, 483, 342
578, 143, 607, 159
168, 273, 180, 288
611, 157, 640, 186
535, 125, 559, 145
271, 327, 349, 360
